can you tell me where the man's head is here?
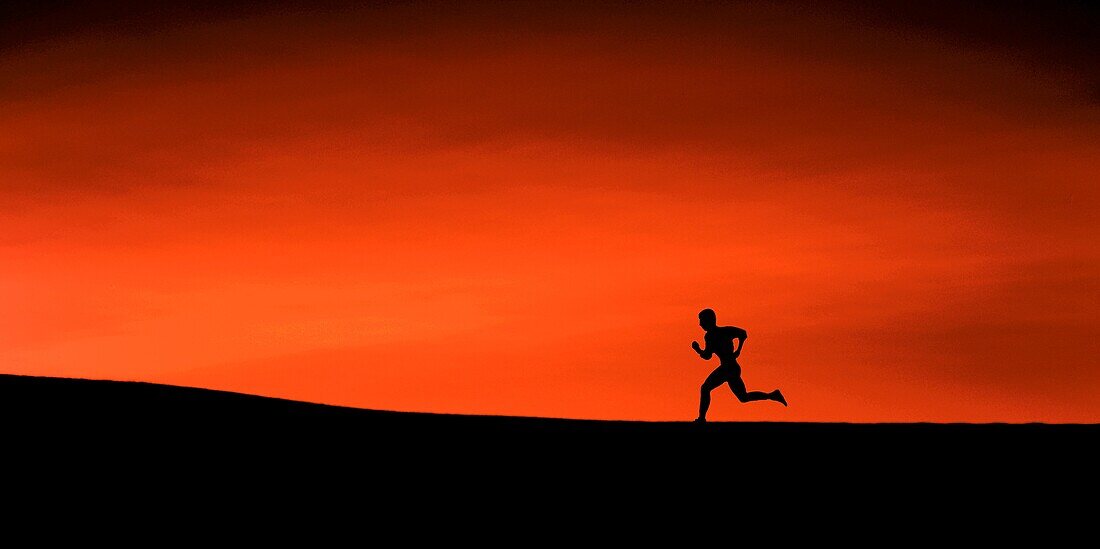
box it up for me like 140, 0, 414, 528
698, 308, 717, 331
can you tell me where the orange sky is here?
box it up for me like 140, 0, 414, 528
2, 2, 1097, 422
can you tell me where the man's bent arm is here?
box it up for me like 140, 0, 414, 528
730, 327, 747, 358
692, 340, 713, 360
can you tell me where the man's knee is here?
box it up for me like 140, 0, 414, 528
733, 391, 749, 403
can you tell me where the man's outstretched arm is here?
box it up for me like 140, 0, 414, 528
692, 340, 713, 360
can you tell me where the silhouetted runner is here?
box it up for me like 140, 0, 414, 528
691, 308, 786, 422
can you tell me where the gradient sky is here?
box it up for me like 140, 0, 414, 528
2, 1, 1097, 422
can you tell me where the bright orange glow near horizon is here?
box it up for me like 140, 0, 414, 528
3, 3, 1097, 422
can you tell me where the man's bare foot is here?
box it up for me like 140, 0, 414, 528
772, 390, 788, 407
693, 417, 707, 423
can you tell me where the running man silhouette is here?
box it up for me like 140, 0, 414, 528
691, 308, 786, 422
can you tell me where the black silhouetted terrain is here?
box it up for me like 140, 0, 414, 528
4, 373, 1094, 446
3, 371, 1086, 532
3, 373, 1095, 513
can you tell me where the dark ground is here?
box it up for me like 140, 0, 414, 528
2, 373, 1095, 527
6, 372, 1094, 438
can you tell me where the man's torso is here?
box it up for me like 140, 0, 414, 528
706, 326, 745, 365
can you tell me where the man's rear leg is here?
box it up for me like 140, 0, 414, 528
729, 376, 787, 406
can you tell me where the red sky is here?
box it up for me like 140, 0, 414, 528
2, 2, 1097, 422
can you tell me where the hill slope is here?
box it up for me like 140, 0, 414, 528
3, 373, 1095, 494
5, 373, 1095, 429
4, 373, 1094, 434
